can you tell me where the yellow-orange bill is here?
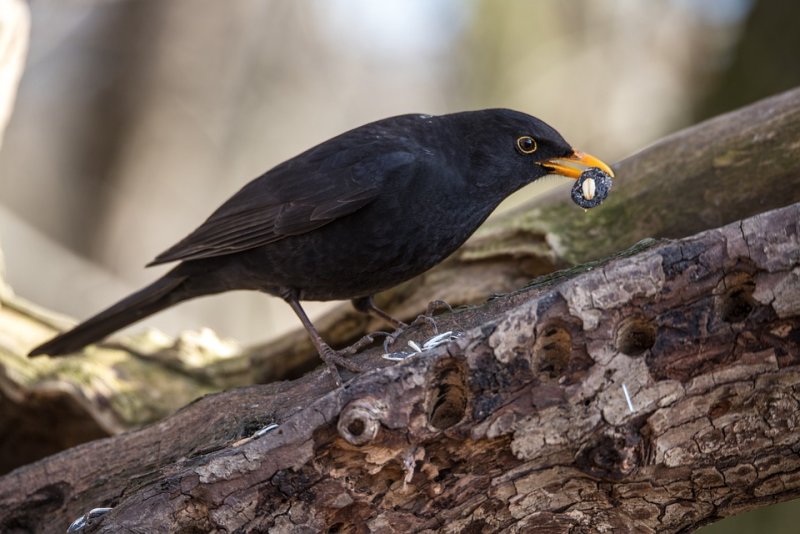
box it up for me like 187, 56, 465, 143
539, 151, 614, 179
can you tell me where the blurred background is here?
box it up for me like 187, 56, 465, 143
1, 0, 799, 531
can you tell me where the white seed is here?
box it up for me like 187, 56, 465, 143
581, 177, 596, 200
422, 331, 457, 350
382, 352, 412, 361
408, 340, 423, 353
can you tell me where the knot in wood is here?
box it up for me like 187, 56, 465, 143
338, 398, 387, 446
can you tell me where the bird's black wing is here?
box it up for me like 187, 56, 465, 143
148, 133, 419, 266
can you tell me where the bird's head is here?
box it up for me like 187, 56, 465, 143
451, 109, 614, 195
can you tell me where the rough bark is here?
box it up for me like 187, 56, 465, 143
2, 87, 800, 475
1, 201, 798, 534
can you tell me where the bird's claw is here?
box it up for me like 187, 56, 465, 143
382, 328, 403, 354
410, 313, 438, 333
425, 299, 453, 316
410, 299, 454, 333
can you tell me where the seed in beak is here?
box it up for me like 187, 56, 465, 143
571, 167, 613, 209
581, 177, 596, 201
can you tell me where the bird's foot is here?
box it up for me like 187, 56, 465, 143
319, 343, 366, 386
382, 329, 402, 355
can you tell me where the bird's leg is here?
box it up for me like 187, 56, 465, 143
351, 296, 407, 329
284, 294, 364, 385
425, 299, 454, 316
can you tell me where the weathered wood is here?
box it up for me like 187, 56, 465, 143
2, 88, 800, 476
1, 201, 797, 533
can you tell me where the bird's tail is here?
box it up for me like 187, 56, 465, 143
28, 269, 190, 357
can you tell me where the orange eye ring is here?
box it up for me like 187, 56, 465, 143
516, 136, 537, 154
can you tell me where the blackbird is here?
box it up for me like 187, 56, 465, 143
29, 109, 613, 381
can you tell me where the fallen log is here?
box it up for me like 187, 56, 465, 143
1, 201, 797, 533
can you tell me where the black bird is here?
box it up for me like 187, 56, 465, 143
29, 109, 613, 381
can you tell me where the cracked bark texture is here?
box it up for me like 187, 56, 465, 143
1, 202, 798, 533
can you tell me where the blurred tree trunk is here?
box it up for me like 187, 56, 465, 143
0, 0, 28, 277
0, 0, 28, 149
4, 1, 162, 255
696, 1, 800, 121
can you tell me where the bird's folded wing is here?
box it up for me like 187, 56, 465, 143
147, 146, 418, 266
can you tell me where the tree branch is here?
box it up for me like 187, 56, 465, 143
2, 201, 798, 533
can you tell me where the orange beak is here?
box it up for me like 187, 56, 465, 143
538, 151, 615, 179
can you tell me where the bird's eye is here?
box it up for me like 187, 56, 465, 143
516, 136, 537, 154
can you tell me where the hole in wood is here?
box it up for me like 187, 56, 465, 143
615, 316, 656, 356
576, 432, 639, 480
427, 360, 468, 430
337, 399, 384, 446
715, 272, 756, 323
347, 419, 365, 437
532, 326, 572, 378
